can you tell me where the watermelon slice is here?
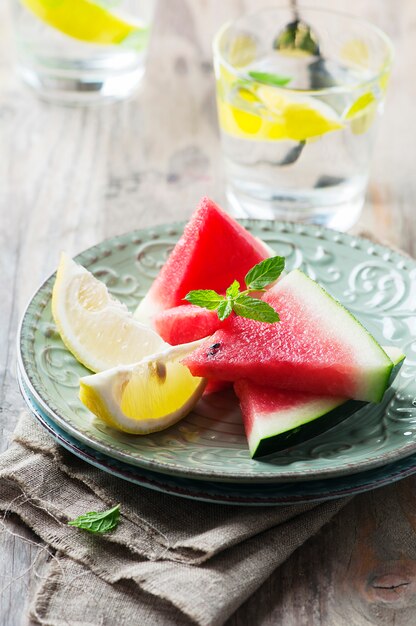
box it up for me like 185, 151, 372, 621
134, 197, 271, 325
235, 346, 405, 458
183, 269, 393, 403
154, 305, 220, 345
154, 305, 229, 395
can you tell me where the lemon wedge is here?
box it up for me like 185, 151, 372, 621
79, 342, 206, 434
52, 253, 167, 373
22, 0, 148, 47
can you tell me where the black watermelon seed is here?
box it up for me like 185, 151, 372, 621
208, 342, 221, 356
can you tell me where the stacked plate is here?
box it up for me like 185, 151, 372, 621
17, 221, 416, 506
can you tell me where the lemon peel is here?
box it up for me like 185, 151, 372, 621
345, 92, 377, 135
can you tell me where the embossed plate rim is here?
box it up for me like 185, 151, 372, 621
18, 370, 416, 506
17, 220, 416, 483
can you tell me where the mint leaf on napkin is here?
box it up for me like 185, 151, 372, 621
68, 504, 121, 534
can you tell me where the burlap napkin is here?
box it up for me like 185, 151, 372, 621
0, 410, 349, 625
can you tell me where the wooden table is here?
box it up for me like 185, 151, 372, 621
1, 1, 415, 624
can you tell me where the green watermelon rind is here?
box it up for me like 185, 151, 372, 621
242, 348, 405, 459
287, 270, 393, 403
248, 398, 365, 458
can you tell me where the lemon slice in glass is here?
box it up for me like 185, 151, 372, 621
341, 39, 370, 68
52, 253, 167, 373
257, 85, 343, 139
218, 83, 343, 142
227, 33, 258, 68
22, 0, 148, 47
345, 91, 377, 135
79, 342, 206, 434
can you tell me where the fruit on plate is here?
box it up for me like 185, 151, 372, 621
134, 196, 271, 325
235, 346, 405, 458
51, 202, 404, 449
154, 305, 220, 345
79, 341, 206, 434
52, 253, 167, 373
154, 305, 229, 394
183, 269, 393, 403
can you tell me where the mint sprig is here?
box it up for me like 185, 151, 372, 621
184, 256, 285, 323
68, 504, 120, 534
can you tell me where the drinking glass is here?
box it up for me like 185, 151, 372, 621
11, 0, 156, 104
213, 7, 393, 230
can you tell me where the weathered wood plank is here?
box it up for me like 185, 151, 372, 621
228, 478, 416, 625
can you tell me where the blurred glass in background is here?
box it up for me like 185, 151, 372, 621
11, 0, 156, 104
213, 6, 393, 230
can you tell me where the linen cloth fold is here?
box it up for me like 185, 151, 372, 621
0, 412, 349, 626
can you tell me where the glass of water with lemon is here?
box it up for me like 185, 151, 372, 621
12, 0, 156, 104
213, 7, 393, 230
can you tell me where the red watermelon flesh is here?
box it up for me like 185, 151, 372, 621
154, 305, 230, 395
154, 305, 220, 345
204, 380, 231, 395
134, 197, 271, 324
183, 269, 393, 403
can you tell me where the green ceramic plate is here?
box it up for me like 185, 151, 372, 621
18, 372, 416, 506
18, 221, 416, 483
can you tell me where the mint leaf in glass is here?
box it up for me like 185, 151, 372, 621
247, 71, 291, 87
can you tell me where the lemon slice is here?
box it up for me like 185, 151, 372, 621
79, 342, 206, 434
52, 253, 167, 373
345, 92, 377, 135
257, 85, 343, 137
22, 0, 148, 47
227, 33, 258, 68
341, 39, 370, 68
218, 84, 343, 141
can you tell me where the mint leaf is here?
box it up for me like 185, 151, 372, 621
226, 280, 240, 299
68, 504, 120, 534
247, 71, 291, 87
185, 290, 225, 310
184, 257, 284, 324
217, 299, 233, 321
245, 256, 285, 290
233, 295, 280, 323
